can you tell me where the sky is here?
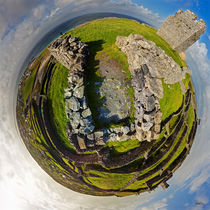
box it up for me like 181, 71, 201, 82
0, 0, 210, 210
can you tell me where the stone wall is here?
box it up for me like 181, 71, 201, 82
116, 34, 190, 142
157, 9, 206, 52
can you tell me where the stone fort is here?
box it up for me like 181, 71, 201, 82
157, 9, 206, 52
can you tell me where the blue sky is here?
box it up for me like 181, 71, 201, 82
0, 0, 210, 210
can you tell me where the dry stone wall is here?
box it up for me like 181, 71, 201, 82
48, 35, 137, 151
116, 34, 190, 141
48, 32, 193, 149
157, 9, 206, 52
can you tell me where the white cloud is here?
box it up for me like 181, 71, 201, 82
189, 165, 210, 193
187, 41, 210, 81
0, 0, 43, 39
141, 198, 168, 210
0, 1, 165, 210
33, 4, 46, 20
54, 0, 73, 8
169, 41, 210, 193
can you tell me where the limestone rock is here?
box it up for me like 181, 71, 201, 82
77, 136, 86, 150
81, 108, 92, 118
73, 85, 84, 98
67, 97, 80, 111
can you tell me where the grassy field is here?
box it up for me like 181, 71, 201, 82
160, 80, 183, 122
107, 139, 140, 156
47, 62, 76, 151
86, 170, 136, 190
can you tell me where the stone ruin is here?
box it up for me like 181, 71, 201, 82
48, 35, 137, 151
116, 33, 191, 142
48, 31, 192, 151
157, 9, 206, 52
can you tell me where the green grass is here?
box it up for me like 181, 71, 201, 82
107, 139, 140, 156
183, 73, 191, 89
46, 18, 187, 149
169, 114, 180, 133
163, 135, 187, 171
23, 66, 38, 102
160, 81, 183, 122
48, 62, 75, 152
66, 18, 186, 67
86, 170, 136, 190
187, 103, 194, 135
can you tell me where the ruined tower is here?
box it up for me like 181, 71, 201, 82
157, 9, 206, 52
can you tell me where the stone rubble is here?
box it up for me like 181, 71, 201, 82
48, 35, 138, 150
48, 33, 190, 150
115, 34, 189, 141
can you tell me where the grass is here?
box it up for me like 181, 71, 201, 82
107, 139, 140, 156
169, 114, 180, 133
23, 67, 38, 102
187, 103, 194, 135
86, 170, 136, 190
160, 80, 183, 122
47, 62, 76, 152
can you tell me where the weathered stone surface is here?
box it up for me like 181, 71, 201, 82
81, 108, 92, 118
116, 33, 190, 84
77, 136, 86, 150
154, 124, 161, 133
154, 111, 162, 124
94, 131, 104, 140
67, 97, 80, 111
48, 35, 88, 70
121, 126, 130, 134
157, 9, 206, 52
95, 139, 106, 146
64, 90, 72, 99
144, 96, 156, 112
145, 77, 163, 99
70, 112, 81, 129
73, 85, 84, 98
142, 122, 153, 131
87, 134, 95, 141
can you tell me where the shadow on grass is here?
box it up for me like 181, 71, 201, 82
84, 40, 130, 129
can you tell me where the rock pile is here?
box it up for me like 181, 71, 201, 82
48, 35, 88, 70
49, 35, 96, 136
48, 35, 137, 150
116, 34, 190, 141
116, 34, 191, 84
131, 64, 162, 141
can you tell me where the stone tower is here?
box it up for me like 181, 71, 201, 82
157, 9, 206, 52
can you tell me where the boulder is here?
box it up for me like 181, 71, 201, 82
73, 85, 84, 98
144, 95, 155, 112
67, 97, 80, 111
70, 112, 81, 129
142, 122, 153, 131
81, 108, 92, 118
77, 136, 86, 150
94, 130, 104, 140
